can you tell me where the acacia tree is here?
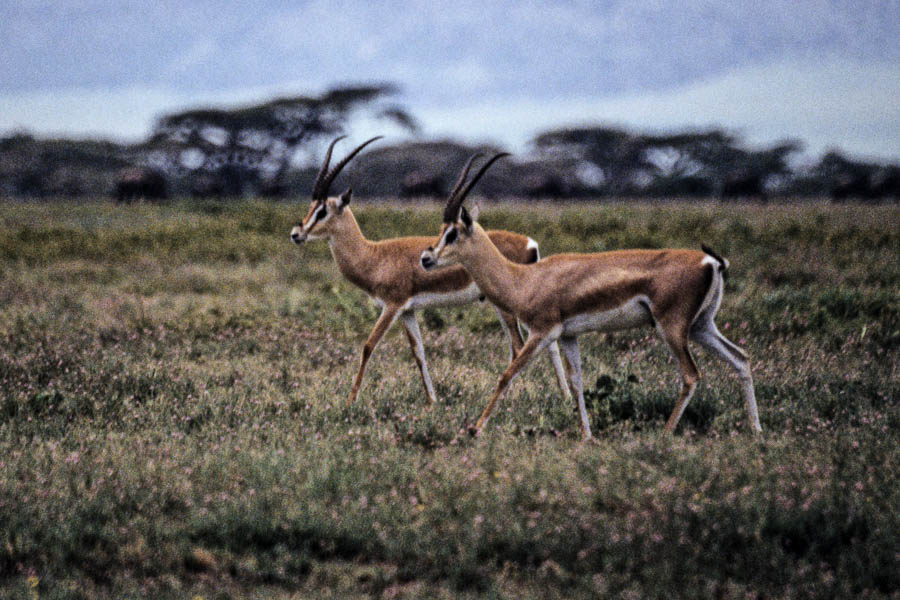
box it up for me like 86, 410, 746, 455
534, 127, 654, 195
648, 132, 801, 198
140, 84, 417, 197
808, 151, 900, 201
534, 126, 801, 198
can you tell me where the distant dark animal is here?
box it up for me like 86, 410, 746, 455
870, 167, 900, 200
831, 167, 900, 201
189, 173, 227, 199
830, 173, 871, 201
114, 167, 167, 203
720, 174, 766, 200
400, 171, 446, 198
522, 172, 568, 198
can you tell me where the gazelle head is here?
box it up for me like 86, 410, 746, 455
290, 135, 381, 244
421, 152, 509, 271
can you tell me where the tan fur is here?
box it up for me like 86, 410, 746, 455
292, 197, 570, 406
423, 218, 760, 439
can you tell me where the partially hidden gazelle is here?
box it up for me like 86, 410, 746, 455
420, 153, 761, 439
291, 138, 569, 406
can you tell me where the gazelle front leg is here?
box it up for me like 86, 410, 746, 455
399, 311, 438, 405
494, 307, 525, 361
546, 341, 572, 401
348, 303, 401, 405
517, 321, 572, 401
474, 328, 559, 433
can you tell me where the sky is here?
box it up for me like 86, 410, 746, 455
1, 0, 898, 161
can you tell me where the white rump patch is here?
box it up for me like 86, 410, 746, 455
702, 254, 729, 270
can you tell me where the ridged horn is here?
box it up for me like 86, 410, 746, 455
444, 152, 510, 223
312, 136, 346, 200
442, 153, 484, 223
315, 136, 382, 200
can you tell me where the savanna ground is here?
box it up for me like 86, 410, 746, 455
0, 199, 897, 599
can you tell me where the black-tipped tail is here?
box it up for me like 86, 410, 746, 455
701, 244, 726, 269
701, 244, 729, 280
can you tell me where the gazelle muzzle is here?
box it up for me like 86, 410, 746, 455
420, 246, 437, 270
290, 224, 307, 244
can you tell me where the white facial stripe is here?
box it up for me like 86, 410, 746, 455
443, 227, 458, 245
304, 203, 329, 233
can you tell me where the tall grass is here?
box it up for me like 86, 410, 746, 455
1, 199, 897, 598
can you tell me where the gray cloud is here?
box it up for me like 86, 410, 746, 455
1, 0, 897, 158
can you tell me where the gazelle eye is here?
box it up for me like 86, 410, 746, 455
444, 228, 457, 244
316, 206, 327, 220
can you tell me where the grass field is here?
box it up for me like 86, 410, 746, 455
1, 199, 898, 599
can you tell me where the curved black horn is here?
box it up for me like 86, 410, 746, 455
313, 136, 346, 199
317, 136, 382, 199
442, 152, 484, 223
450, 152, 510, 219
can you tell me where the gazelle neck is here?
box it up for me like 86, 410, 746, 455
458, 223, 525, 315
327, 207, 375, 282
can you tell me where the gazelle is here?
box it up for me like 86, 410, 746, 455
290, 138, 569, 406
420, 153, 761, 439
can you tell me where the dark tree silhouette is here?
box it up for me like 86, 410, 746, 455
534, 127, 654, 195
139, 84, 418, 198
534, 126, 802, 199
810, 151, 900, 201
400, 171, 446, 198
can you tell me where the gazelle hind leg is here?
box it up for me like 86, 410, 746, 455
399, 311, 437, 405
657, 324, 701, 434
691, 319, 761, 432
558, 336, 591, 440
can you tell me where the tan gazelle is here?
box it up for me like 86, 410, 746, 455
421, 153, 761, 439
290, 138, 569, 406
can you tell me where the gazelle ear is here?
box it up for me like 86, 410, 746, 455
337, 188, 352, 212
460, 205, 473, 231
469, 200, 480, 223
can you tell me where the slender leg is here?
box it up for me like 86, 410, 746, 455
519, 322, 572, 400
547, 341, 572, 401
399, 311, 437, 405
474, 330, 557, 432
558, 336, 591, 440
692, 321, 761, 432
657, 324, 701, 434
348, 304, 400, 405
494, 307, 524, 362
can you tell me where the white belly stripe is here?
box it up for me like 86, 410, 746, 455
402, 282, 482, 311
562, 295, 653, 336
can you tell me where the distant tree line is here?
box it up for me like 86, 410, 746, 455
1, 86, 897, 202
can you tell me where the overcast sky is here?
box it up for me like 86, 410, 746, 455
1, 0, 898, 160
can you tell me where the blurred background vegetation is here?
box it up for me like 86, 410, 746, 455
2, 83, 898, 203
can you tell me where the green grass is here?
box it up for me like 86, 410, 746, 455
1, 199, 898, 598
